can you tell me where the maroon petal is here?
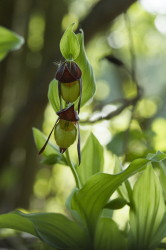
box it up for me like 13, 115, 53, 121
56, 104, 79, 122
55, 61, 82, 83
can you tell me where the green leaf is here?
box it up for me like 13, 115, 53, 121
33, 128, 66, 165
0, 211, 36, 236
48, 79, 60, 112
146, 151, 166, 162
60, 23, 80, 60
66, 188, 84, 226
0, 211, 89, 250
114, 156, 132, 203
0, 26, 24, 61
41, 154, 64, 165
75, 30, 96, 106
158, 162, 166, 201
104, 197, 127, 210
151, 213, 166, 249
129, 164, 165, 250
94, 217, 126, 250
76, 133, 104, 185
71, 158, 148, 234
23, 212, 88, 250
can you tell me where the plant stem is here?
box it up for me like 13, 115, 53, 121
65, 149, 81, 189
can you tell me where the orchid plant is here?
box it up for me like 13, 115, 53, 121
0, 24, 166, 250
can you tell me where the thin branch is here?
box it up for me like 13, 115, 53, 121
81, 10, 143, 124
80, 95, 139, 124
124, 11, 142, 97
79, 0, 137, 44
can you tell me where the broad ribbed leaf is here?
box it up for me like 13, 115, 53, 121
75, 30, 96, 106
60, 23, 80, 60
0, 26, 24, 61
33, 128, 66, 165
76, 133, 104, 185
114, 156, 132, 203
94, 217, 126, 250
150, 213, 166, 249
158, 162, 166, 201
0, 211, 36, 236
24, 212, 88, 250
0, 211, 89, 250
146, 151, 166, 162
71, 158, 148, 234
66, 188, 84, 226
129, 164, 165, 250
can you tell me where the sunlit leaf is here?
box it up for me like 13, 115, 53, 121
158, 162, 166, 201
0, 26, 24, 61
114, 156, 132, 203
76, 133, 104, 185
129, 164, 165, 250
60, 23, 80, 60
94, 217, 126, 250
48, 79, 60, 112
33, 128, 66, 165
151, 213, 166, 249
71, 158, 148, 234
146, 151, 166, 162
75, 30, 96, 106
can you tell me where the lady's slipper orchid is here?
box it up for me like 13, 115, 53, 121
55, 61, 82, 113
39, 104, 81, 164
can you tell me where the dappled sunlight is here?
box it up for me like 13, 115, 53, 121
152, 118, 166, 151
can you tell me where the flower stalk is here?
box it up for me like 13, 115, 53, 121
65, 149, 81, 189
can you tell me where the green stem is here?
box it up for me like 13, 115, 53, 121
65, 149, 81, 189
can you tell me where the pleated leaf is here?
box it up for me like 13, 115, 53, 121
71, 158, 148, 234
94, 217, 126, 250
114, 156, 132, 203
0, 211, 88, 250
129, 164, 165, 250
146, 150, 166, 162
0, 211, 36, 236
76, 133, 104, 185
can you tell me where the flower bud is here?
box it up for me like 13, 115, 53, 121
54, 120, 77, 153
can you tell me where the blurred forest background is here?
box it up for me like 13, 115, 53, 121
0, 0, 166, 247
